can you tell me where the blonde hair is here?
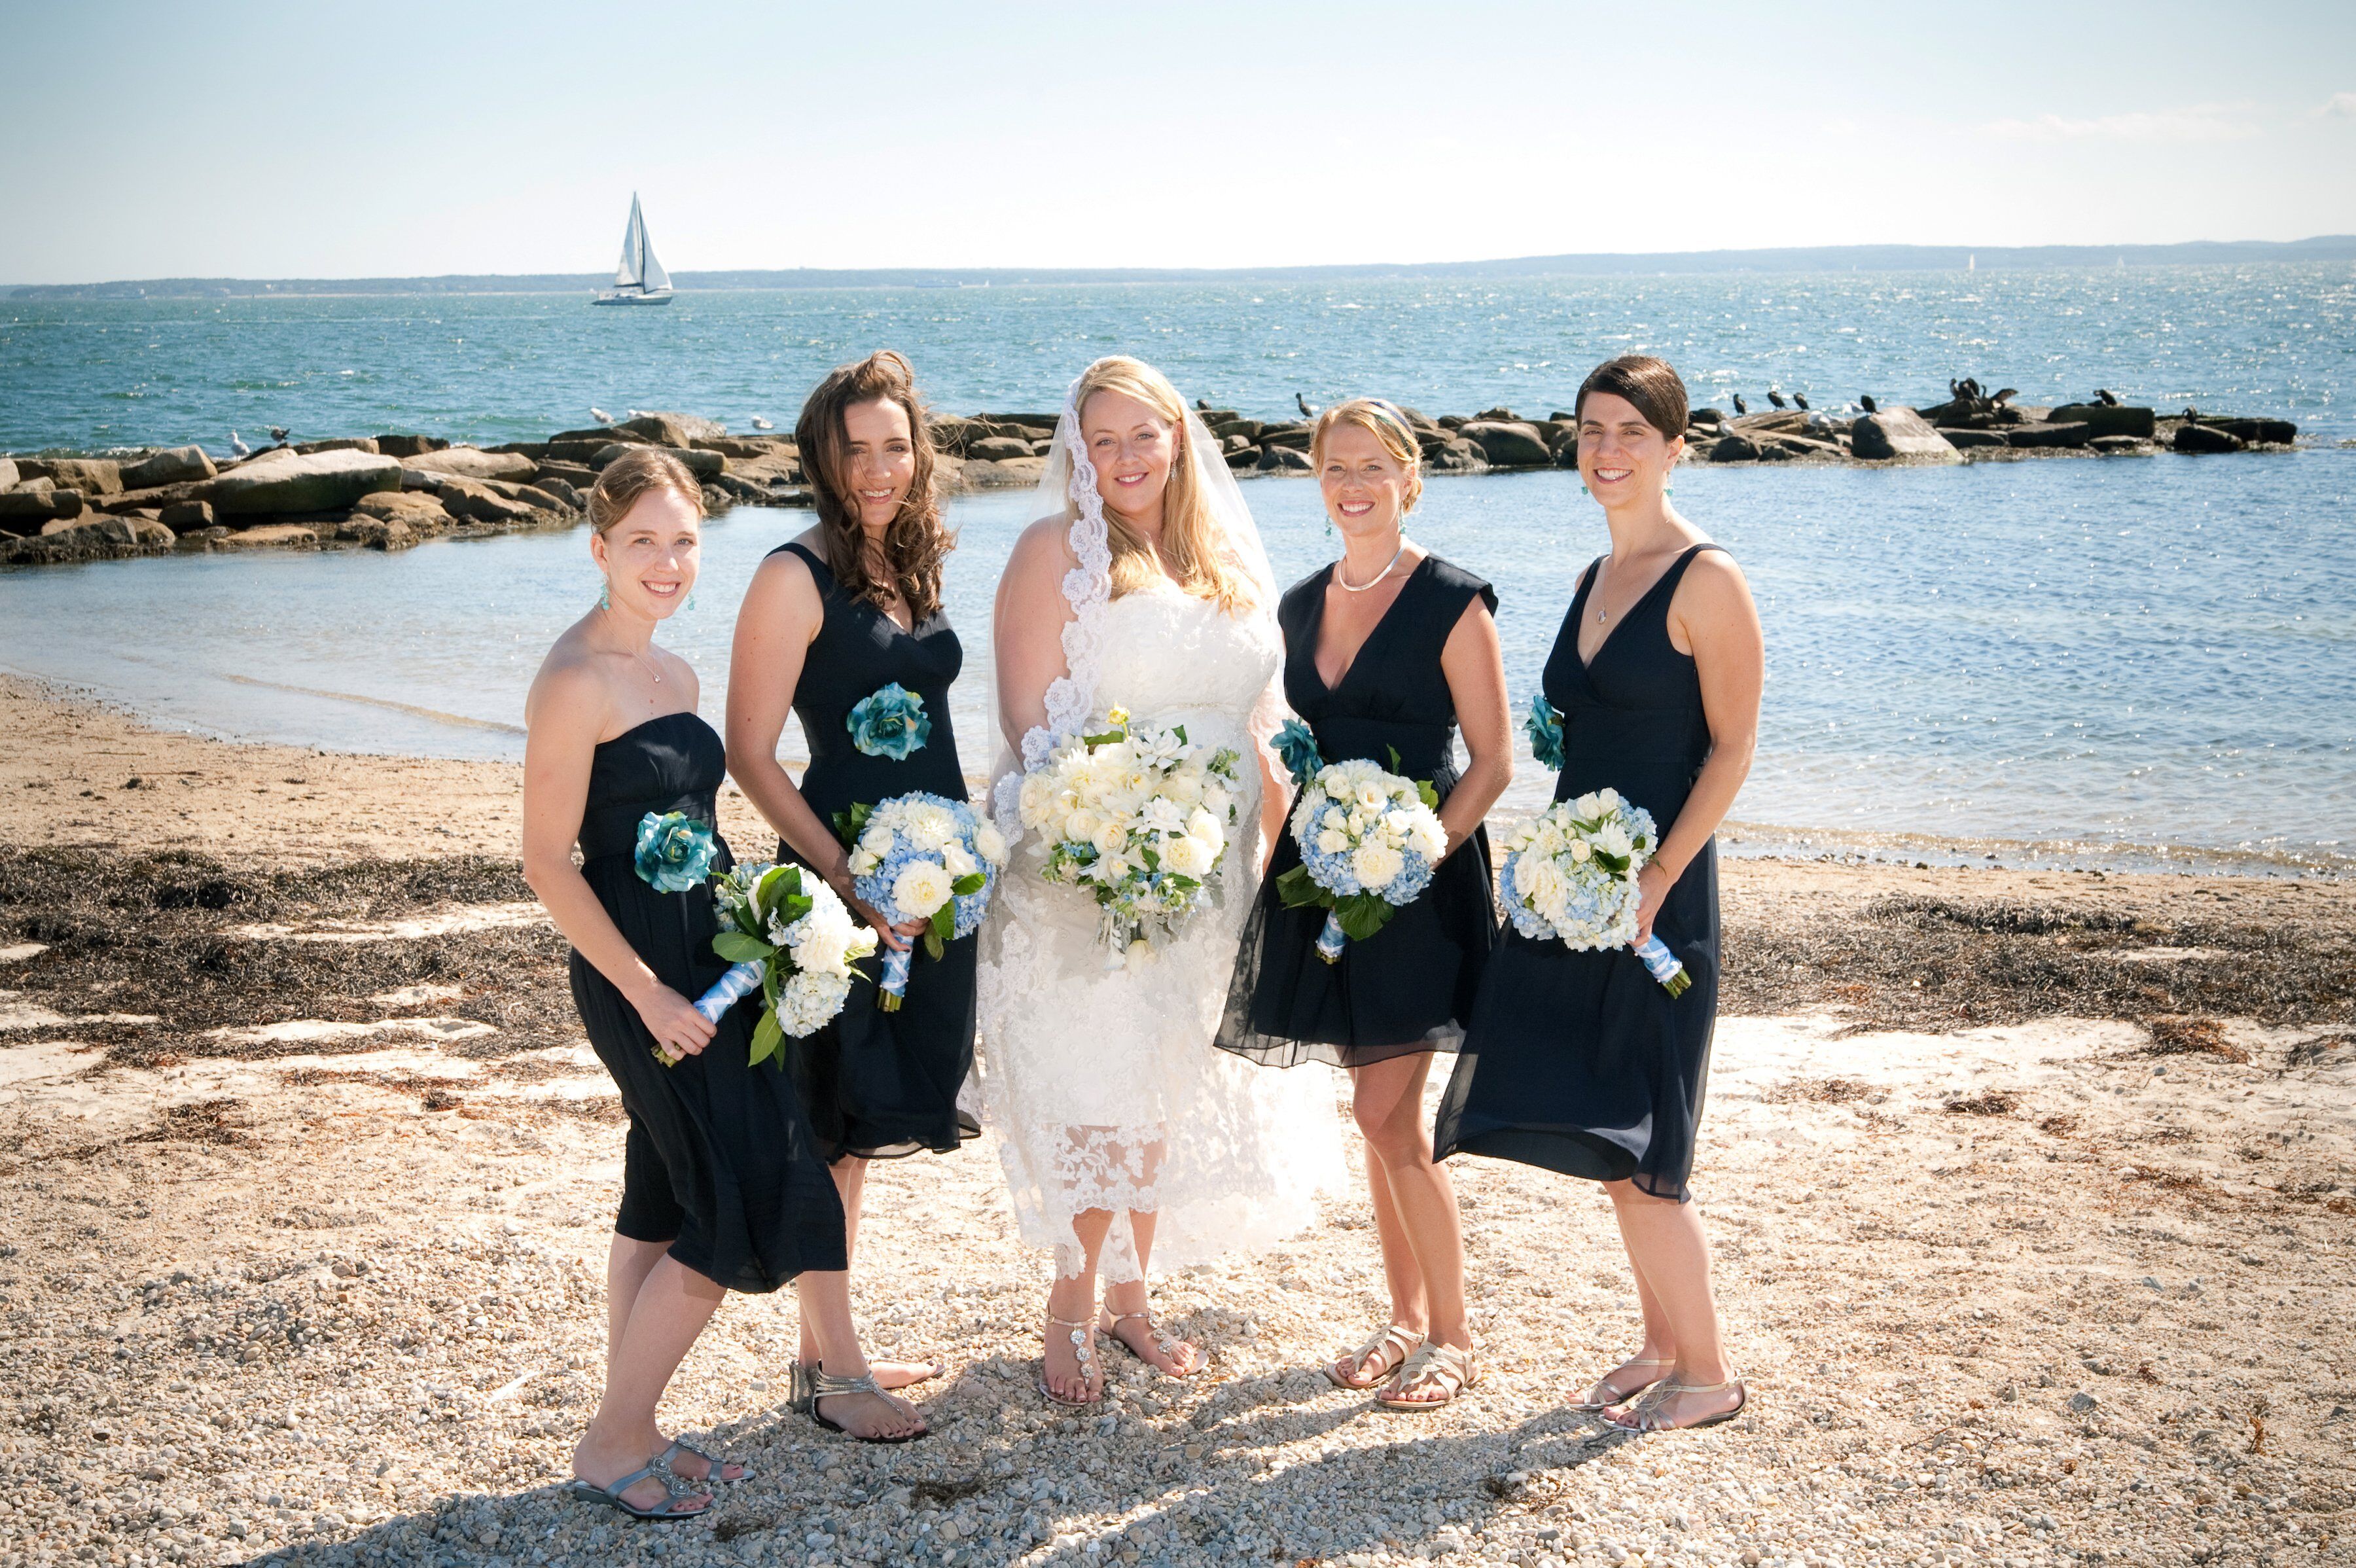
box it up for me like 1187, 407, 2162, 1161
588, 446, 705, 534
1310, 399, 1424, 514
1070, 356, 1255, 613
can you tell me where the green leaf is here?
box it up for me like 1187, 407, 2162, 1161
1171, 724, 1188, 746
1274, 864, 1332, 910
923, 931, 946, 962
930, 905, 955, 942
780, 893, 813, 925
1082, 729, 1123, 748
1140, 846, 1161, 872
1335, 893, 1395, 942
747, 1009, 784, 1068
711, 931, 775, 963
1416, 780, 1440, 811
1387, 744, 1404, 775
830, 802, 871, 847
950, 872, 986, 897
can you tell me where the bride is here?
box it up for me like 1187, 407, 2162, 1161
978, 356, 1345, 1404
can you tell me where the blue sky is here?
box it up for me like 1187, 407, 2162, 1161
3, 1, 2353, 283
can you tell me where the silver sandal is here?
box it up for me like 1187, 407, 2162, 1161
1100, 1308, 1200, 1378
656, 1436, 751, 1484
1573, 1354, 1674, 1412
807, 1365, 928, 1445
1037, 1312, 1102, 1407
568, 1465, 711, 1522
1613, 1372, 1748, 1433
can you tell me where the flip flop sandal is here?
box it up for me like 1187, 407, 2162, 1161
568, 1465, 711, 1522
1573, 1355, 1675, 1412
1376, 1341, 1480, 1412
657, 1437, 752, 1484
1100, 1308, 1200, 1378
808, 1366, 929, 1444
1326, 1323, 1424, 1391
1037, 1313, 1103, 1408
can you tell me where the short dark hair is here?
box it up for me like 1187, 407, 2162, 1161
1575, 355, 1689, 441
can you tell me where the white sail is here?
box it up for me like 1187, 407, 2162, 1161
639, 224, 671, 293
614, 194, 647, 288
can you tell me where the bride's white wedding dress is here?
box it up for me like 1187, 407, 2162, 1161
975, 387, 1345, 1281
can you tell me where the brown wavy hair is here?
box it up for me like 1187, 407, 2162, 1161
588, 446, 705, 533
794, 349, 951, 620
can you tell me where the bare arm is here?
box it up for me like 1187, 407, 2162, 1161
723, 548, 919, 950
1635, 553, 1764, 942
993, 518, 1078, 757
1437, 594, 1513, 856
520, 658, 716, 1060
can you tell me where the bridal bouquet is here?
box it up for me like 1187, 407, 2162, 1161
1497, 788, 1690, 995
834, 791, 1008, 1010
685, 860, 880, 1066
1019, 705, 1242, 965
1275, 749, 1449, 963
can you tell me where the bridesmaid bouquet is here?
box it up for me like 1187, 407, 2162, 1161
833, 791, 1008, 1010
1019, 705, 1243, 966
686, 861, 880, 1067
1275, 751, 1449, 963
1497, 789, 1690, 995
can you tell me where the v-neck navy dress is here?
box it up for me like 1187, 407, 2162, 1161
568, 711, 848, 1291
1217, 554, 1500, 1069
770, 541, 979, 1164
1435, 544, 1726, 1201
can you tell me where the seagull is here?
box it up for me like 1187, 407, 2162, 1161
1766, 389, 1787, 409
1793, 392, 1810, 411
228, 430, 250, 457
1732, 393, 1748, 415
749, 416, 774, 431
1859, 394, 1878, 413
1296, 392, 1316, 418
590, 407, 613, 424
2094, 389, 2119, 407
269, 426, 290, 444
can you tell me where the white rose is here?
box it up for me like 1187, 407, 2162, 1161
941, 842, 978, 880
1186, 806, 1223, 845
1163, 769, 1204, 807
1354, 781, 1388, 813
1202, 782, 1233, 816
1574, 792, 1603, 819
1315, 828, 1350, 856
1380, 810, 1412, 844
972, 819, 1008, 866
1594, 787, 1621, 811
848, 848, 880, 876
1018, 771, 1054, 824
1353, 841, 1406, 890
1162, 834, 1215, 878
1097, 850, 1133, 883
1063, 808, 1103, 847
1092, 817, 1131, 858
1568, 838, 1593, 863
1408, 816, 1448, 861
858, 822, 896, 857
1514, 852, 1567, 911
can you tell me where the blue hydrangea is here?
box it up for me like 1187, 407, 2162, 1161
1298, 826, 1435, 906
846, 682, 931, 760
633, 811, 718, 894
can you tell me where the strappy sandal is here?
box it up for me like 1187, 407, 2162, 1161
1326, 1323, 1424, 1391
568, 1465, 711, 1522
656, 1437, 751, 1484
1376, 1340, 1480, 1412
1612, 1373, 1748, 1433
1573, 1355, 1674, 1412
1100, 1307, 1201, 1378
807, 1366, 929, 1444
1037, 1313, 1103, 1407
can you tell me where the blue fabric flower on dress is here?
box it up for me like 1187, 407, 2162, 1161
1272, 717, 1324, 787
1525, 694, 1567, 772
634, 811, 719, 894
846, 682, 932, 760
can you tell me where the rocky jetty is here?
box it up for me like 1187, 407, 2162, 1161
1, 385, 2302, 568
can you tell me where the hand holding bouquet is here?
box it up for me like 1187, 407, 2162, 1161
834, 791, 1008, 1010
1274, 748, 1450, 963
1018, 705, 1242, 967
1497, 788, 1689, 995
687, 861, 880, 1066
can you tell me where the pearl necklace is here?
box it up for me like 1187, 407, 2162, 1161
1335, 541, 1406, 594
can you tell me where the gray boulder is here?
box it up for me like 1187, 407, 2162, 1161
618, 412, 725, 447
1709, 435, 1762, 462
2005, 421, 2092, 450
375, 434, 450, 458
0, 488, 82, 533
24, 457, 123, 495
120, 446, 218, 489
403, 448, 539, 483
352, 491, 454, 533
294, 437, 382, 456
2048, 404, 2156, 438
2090, 435, 2151, 454
434, 477, 541, 525
1849, 408, 1961, 463
967, 436, 1034, 462
218, 524, 320, 549
2200, 417, 2296, 444
1257, 446, 1313, 473
590, 442, 724, 478
1425, 438, 1488, 474
3, 514, 171, 561
1459, 421, 1555, 467
202, 448, 404, 516
1937, 428, 2008, 450
2173, 423, 2246, 454
1259, 423, 1314, 452
0, 457, 15, 491
160, 499, 217, 529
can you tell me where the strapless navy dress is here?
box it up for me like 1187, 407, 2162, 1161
567, 711, 847, 1289
1435, 544, 1727, 1201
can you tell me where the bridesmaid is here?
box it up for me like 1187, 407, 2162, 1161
521, 450, 884, 1518
726, 349, 973, 1408
1217, 399, 1511, 1411
1435, 355, 1764, 1433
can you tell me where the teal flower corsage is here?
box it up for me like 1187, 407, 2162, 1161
634, 811, 719, 894
847, 682, 931, 760
1272, 717, 1324, 787
1526, 694, 1567, 772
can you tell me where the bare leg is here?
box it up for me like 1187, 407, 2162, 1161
1044, 1207, 1113, 1403
796, 1267, 926, 1440
794, 1156, 940, 1390
1603, 1181, 1741, 1428
572, 1255, 724, 1514
1349, 1052, 1471, 1403
1101, 1202, 1201, 1376
601, 1235, 745, 1482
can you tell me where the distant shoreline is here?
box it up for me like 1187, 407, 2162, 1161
9, 235, 2354, 300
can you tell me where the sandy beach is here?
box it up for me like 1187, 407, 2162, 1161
3, 673, 2351, 1568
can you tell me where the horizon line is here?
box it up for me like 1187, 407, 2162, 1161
9, 234, 2355, 298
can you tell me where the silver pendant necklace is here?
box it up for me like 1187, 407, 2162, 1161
1336, 540, 1406, 594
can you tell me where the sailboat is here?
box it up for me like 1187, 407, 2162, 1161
593, 193, 675, 306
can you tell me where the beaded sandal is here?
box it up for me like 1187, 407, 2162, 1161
1573, 1355, 1675, 1412
806, 1365, 928, 1444
1037, 1313, 1103, 1407
1326, 1323, 1425, 1391
1099, 1307, 1200, 1378
567, 1465, 711, 1522
655, 1437, 751, 1484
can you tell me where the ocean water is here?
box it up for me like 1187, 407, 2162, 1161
3, 263, 2351, 454
3, 455, 2350, 876
5, 264, 2352, 874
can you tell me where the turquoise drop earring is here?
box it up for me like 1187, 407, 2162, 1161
597, 579, 610, 610
685, 590, 698, 611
